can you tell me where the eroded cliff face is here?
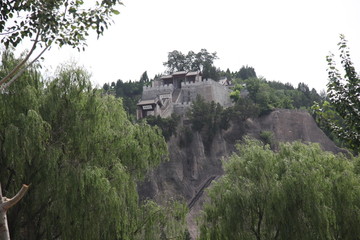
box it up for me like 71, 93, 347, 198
139, 130, 228, 203
138, 109, 345, 239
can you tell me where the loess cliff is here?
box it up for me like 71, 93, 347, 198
138, 109, 345, 238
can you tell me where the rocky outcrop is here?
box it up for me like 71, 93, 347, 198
248, 109, 344, 154
138, 109, 345, 239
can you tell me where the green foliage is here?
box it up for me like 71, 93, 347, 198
0, 0, 123, 50
140, 71, 150, 85
245, 77, 293, 114
103, 79, 143, 116
136, 199, 188, 240
259, 130, 275, 146
228, 96, 260, 123
312, 101, 346, 148
235, 65, 257, 80
179, 126, 194, 148
230, 77, 321, 116
0, 0, 124, 90
163, 49, 219, 79
229, 83, 244, 102
0, 52, 186, 239
187, 96, 230, 152
312, 35, 360, 153
199, 138, 360, 240
145, 114, 180, 141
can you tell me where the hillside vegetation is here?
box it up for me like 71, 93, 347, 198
0, 22, 359, 239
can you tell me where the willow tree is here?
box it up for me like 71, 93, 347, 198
0, 51, 187, 239
199, 138, 360, 240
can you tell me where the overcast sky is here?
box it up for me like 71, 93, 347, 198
42, 0, 360, 92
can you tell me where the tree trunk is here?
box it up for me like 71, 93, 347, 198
0, 183, 29, 240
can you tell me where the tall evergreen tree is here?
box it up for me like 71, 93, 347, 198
236, 65, 257, 80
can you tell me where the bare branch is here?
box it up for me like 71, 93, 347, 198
2, 184, 30, 211
0, 29, 20, 36
0, 30, 41, 87
1, 44, 50, 90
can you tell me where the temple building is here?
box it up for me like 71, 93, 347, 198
137, 71, 232, 119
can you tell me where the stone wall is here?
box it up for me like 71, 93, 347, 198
139, 80, 232, 119
142, 84, 174, 100
173, 102, 192, 116
180, 79, 232, 106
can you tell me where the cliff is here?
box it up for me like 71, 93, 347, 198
138, 109, 345, 238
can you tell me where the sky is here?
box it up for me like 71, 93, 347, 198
40, 0, 360, 92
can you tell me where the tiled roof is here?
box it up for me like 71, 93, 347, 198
137, 99, 156, 105
186, 71, 200, 76
172, 71, 187, 76
161, 75, 173, 79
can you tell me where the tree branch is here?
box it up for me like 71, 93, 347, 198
0, 29, 20, 36
0, 30, 41, 87
2, 184, 30, 211
1, 44, 50, 91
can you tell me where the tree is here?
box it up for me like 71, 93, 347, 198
230, 97, 260, 122
199, 138, 360, 240
193, 49, 218, 72
187, 96, 230, 152
145, 114, 180, 141
202, 61, 220, 81
236, 65, 257, 80
140, 71, 150, 84
103, 82, 110, 91
0, 52, 187, 239
164, 50, 187, 73
163, 49, 218, 74
0, 0, 123, 90
312, 35, 360, 153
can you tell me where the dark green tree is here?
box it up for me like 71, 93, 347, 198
202, 62, 220, 81
187, 95, 230, 151
236, 65, 257, 80
193, 49, 218, 72
164, 50, 187, 73
145, 114, 180, 141
140, 71, 150, 84
163, 49, 218, 75
103, 82, 110, 91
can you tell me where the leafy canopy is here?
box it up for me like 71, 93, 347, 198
312, 35, 360, 153
187, 95, 230, 152
0, 0, 123, 90
163, 49, 219, 79
0, 51, 188, 240
200, 138, 360, 240
0, 0, 122, 49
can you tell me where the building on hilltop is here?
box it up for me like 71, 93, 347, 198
136, 71, 232, 119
